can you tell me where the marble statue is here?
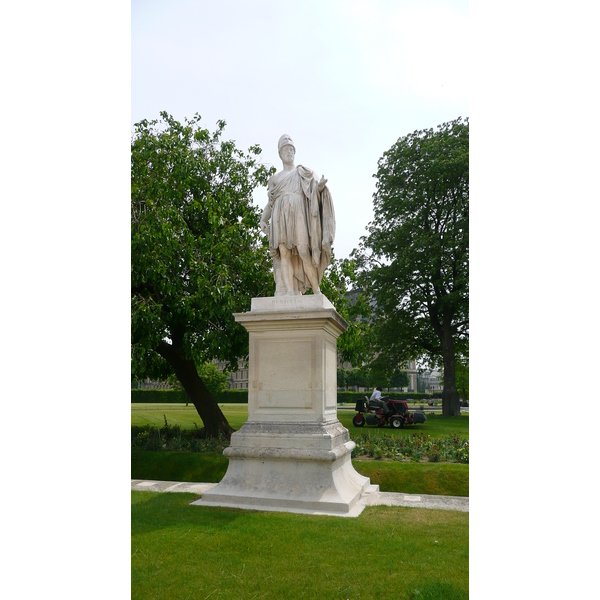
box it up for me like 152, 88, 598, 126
197, 144, 370, 517
260, 134, 335, 296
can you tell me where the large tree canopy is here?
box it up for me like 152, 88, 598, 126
131, 112, 275, 437
318, 256, 373, 369
354, 117, 469, 416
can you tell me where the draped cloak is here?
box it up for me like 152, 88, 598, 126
267, 165, 335, 294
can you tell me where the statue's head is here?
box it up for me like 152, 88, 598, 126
278, 134, 295, 153
278, 134, 295, 166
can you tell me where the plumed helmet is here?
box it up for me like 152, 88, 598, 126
278, 134, 295, 151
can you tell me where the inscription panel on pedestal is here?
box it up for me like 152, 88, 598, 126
254, 337, 315, 409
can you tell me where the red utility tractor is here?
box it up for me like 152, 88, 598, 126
352, 396, 427, 429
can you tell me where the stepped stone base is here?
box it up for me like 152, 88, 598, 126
195, 420, 370, 515
192, 295, 371, 517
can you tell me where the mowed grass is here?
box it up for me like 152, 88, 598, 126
132, 491, 469, 600
132, 403, 469, 439
132, 405, 469, 598
353, 461, 469, 497
132, 450, 229, 484
131, 403, 249, 430
337, 409, 468, 438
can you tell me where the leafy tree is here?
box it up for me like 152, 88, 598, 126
167, 362, 230, 396
196, 362, 230, 396
166, 362, 230, 407
365, 352, 410, 389
390, 370, 410, 389
336, 368, 348, 390
318, 257, 379, 392
131, 112, 275, 438
318, 257, 373, 368
354, 118, 469, 416
346, 368, 370, 390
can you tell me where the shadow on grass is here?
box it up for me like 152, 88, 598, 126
131, 449, 227, 483
131, 491, 241, 536
354, 461, 469, 496
408, 581, 467, 599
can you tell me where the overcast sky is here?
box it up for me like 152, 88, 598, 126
132, 0, 469, 260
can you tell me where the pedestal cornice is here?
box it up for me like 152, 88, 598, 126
234, 295, 349, 335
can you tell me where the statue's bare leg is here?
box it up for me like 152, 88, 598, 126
297, 245, 321, 294
278, 244, 297, 295
272, 255, 286, 296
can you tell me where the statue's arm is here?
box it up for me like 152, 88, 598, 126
299, 165, 327, 193
260, 177, 276, 234
259, 200, 271, 235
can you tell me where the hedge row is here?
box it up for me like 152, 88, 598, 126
132, 389, 190, 403
213, 390, 249, 403
131, 389, 250, 404
337, 391, 442, 403
132, 389, 441, 404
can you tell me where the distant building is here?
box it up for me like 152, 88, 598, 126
132, 378, 172, 389
337, 356, 419, 393
418, 370, 443, 393
133, 362, 249, 391
214, 358, 249, 390
406, 360, 419, 392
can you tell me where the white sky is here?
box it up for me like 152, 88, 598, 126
132, 0, 469, 260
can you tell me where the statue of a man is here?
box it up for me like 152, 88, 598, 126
259, 134, 335, 296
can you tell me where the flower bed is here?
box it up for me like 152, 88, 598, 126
131, 418, 228, 453
132, 419, 468, 464
352, 432, 469, 464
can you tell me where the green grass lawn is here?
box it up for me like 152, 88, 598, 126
132, 491, 469, 600
132, 403, 468, 439
353, 461, 469, 497
132, 403, 250, 430
132, 449, 229, 484
337, 409, 468, 438
132, 404, 469, 598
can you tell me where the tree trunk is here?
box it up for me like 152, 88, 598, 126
157, 341, 234, 440
441, 320, 461, 417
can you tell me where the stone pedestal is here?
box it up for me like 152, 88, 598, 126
194, 295, 371, 516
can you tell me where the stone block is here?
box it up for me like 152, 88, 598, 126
195, 295, 370, 516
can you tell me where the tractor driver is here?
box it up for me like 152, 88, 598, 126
370, 386, 390, 415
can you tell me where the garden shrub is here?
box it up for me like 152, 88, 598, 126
131, 417, 230, 454
336, 391, 440, 404
131, 388, 249, 404
131, 389, 189, 403
131, 422, 468, 463
214, 390, 248, 403
132, 389, 442, 405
